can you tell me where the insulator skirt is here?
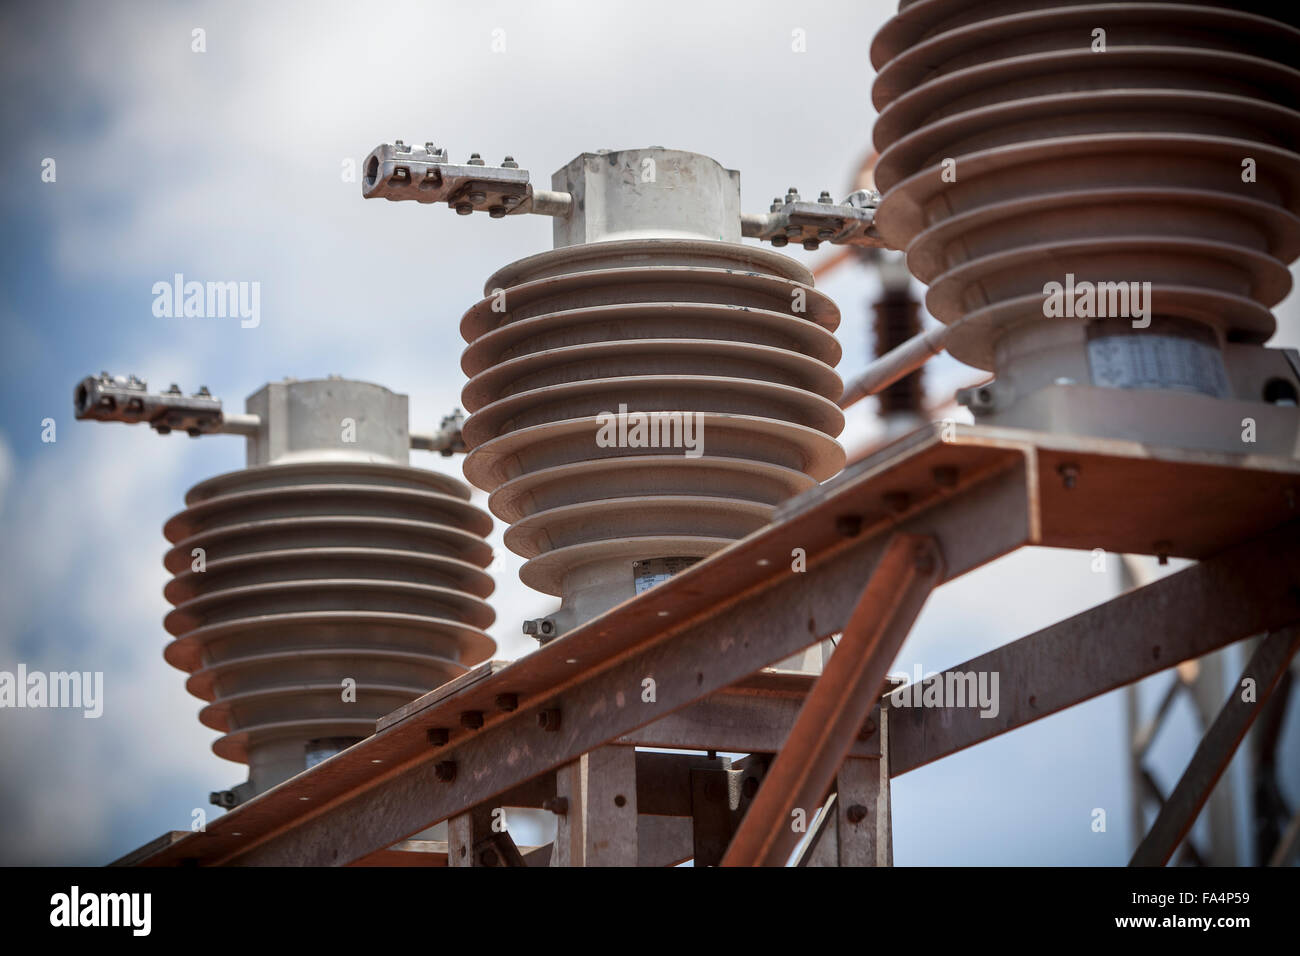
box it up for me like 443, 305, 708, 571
460, 239, 845, 599
161, 460, 494, 766
870, 0, 1300, 370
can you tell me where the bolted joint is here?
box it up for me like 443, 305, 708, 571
523, 617, 557, 643
541, 796, 569, 816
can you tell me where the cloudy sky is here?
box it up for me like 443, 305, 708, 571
1, 0, 1295, 865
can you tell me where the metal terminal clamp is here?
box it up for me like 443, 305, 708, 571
742, 188, 884, 251
361, 142, 571, 218
73, 372, 237, 436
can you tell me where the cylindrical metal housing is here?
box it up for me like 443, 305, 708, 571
461, 231, 845, 630
870, 0, 1300, 441
160, 379, 495, 794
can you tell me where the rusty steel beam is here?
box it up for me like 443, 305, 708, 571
617, 686, 882, 756
721, 534, 943, 867
887, 521, 1300, 777
1131, 626, 1300, 867
121, 426, 1300, 867
137, 442, 1027, 866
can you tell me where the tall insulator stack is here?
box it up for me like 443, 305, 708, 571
155, 378, 495, 799
870, 0, 1300, 453
460, 149, 846, 633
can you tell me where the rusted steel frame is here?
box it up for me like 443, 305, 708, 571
887, 521, 1300, 777
131, 448, 1031, 866
1131, 626, 1300, 867
721, 533, 943, 867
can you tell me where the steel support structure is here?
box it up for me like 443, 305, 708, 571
1131, 627, 1300, 867
114, 424, 1300, 867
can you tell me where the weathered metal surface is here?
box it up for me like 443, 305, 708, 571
121, 424, 1300, 867
618, 687, 881, 757
551, 747, 638, 867
888, 521, 1300, 776
349, 840, 449, 867
690, 761, 743, 868
1131, 626, 1300, 867
792, 797, 839, 868
638, 816, 694, 868
721, 534, 942, 866
838, 754, 891, 867
127, 428, 1028, 866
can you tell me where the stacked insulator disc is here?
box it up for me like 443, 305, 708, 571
460, 239, 844, 609
870, 0, 1300, 369
161, 461, 494, 778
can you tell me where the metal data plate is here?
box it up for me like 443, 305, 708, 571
633, 556, 701, 594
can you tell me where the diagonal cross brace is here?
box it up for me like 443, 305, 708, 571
721, 533, 944, 866
1131, 625, 1300, 867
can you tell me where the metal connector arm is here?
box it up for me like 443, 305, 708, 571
742, 188, 885, 251
73, 372, 258, 437
361, 141, 886, 250
361, 142, 572, 218
409, 408, 466, 456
